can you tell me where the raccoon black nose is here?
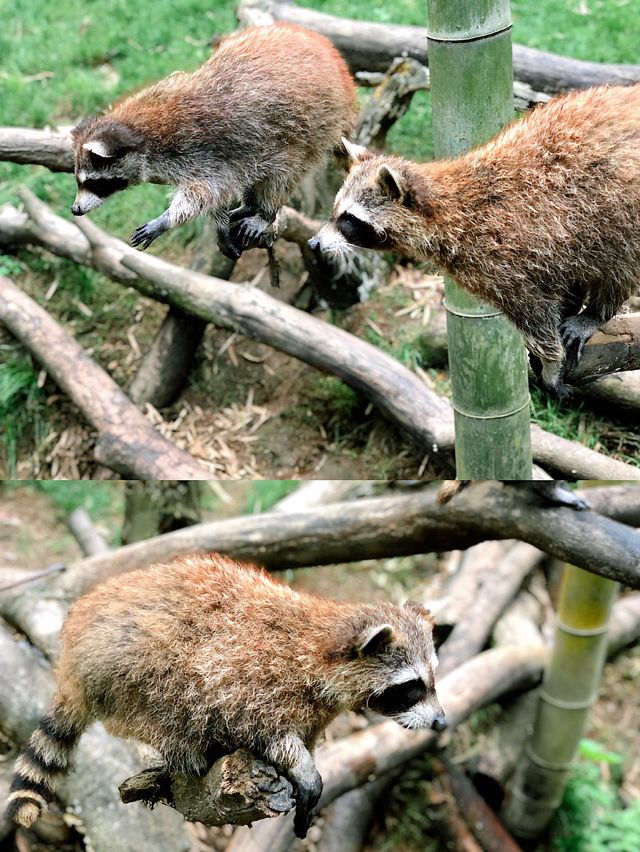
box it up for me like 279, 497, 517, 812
307, 236, 320, 251
431, 713, 447, 732
71, 205, 84, 217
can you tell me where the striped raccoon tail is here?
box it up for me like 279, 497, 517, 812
7, 703, 85, 828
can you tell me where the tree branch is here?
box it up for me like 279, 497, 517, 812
119, 751, 294, 826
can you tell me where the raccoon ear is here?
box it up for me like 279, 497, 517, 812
82, 123, 144, 161
356, 623, 395, 658
341, 137, 372, 163
82, 139, 115, 160
377, 165, 405, 202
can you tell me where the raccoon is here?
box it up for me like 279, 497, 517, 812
311, 84, 640, 397
70, 24, 356, 260
7, 554, 444, 839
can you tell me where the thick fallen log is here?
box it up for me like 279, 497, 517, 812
237, 0, 640, 94
578, 370, 640, 413
0, 619, 191, 852
0, 276, 213, 480
3, 483, 640, 663
313, 774, 394, 852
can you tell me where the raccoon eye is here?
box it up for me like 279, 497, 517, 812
337, 212, 386, 249
368, 678, 427, 715
82, 177, 129, 198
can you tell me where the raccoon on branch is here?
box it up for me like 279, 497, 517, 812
7, 554, 444, 840
70, 24, 356, 261
311, 84, 640, 397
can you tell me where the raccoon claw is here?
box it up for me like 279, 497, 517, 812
216, 225, 242, 260
292, 777, 323, 839
131, 222, 161, 250
560, 314, 601, 375
230, 215, 273, 252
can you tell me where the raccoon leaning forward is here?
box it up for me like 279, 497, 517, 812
313, 85, 640, 397
70, 24, 356, 260
7, 554, 444, 839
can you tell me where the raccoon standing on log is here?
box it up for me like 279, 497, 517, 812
7, 554, 444, 839
70, 24, 356, 260
311, 84, 640, 397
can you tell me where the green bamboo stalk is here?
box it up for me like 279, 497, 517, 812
426, 0, 532, 477
502, 564, 619, 837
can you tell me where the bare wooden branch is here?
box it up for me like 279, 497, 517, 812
0, 126, 73, 171
566, 314, 640, 383
438, 541, 543, 676
0, 618, 191, 852
528, 425, 639, 480
66, 508, 110, 557
236, 0, 640, 94
437, 756, 523, 852
1, 194, 639, 480
356, 57, 429, 149
119, 751, 294, 826
577, 369, 640, 412
0, 276, 214, 480
271, 480, 372, 513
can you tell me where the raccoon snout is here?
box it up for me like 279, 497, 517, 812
431, 712, 447, 732
71, 204, 85, 216
307, 235, 320, 250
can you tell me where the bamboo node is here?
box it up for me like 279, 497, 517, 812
538, 688, 598, 711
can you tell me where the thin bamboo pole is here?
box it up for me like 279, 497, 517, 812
426, 0, 532, 477
502, 564, 619, 837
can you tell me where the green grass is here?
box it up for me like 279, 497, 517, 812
0, 352, 48, 476
245, 481, 300, 513
552, 746, 640, 852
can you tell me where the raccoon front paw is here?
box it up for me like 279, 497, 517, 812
292, 772, 323, 840
230, 215, 273, 252
131, 221, 163, 250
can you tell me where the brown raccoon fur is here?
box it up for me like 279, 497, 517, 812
311, 85, 640, 396
70, 24, 356, 260
7, 554, 444, 839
